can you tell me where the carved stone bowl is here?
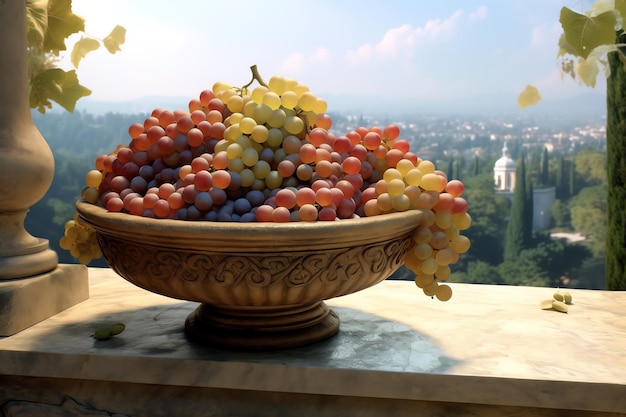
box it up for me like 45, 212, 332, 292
76, 200, 423, 350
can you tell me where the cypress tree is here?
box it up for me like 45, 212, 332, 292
540, 147, 549, 186
556, 156, 566, 199
472, 155, 480, 176
605, 33, 626, 290
569, 159, 576, 197
447, 159, 454, 180
504, 157, 528, 261
525, 180, 534, 242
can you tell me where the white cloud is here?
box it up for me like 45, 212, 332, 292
279, 47, 332, 73
345, 7, 486, 64
530, 23, 561, 49
469, 6, 488, 21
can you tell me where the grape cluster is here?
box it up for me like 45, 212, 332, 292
60, 212, 102, 265
62, 67, 472, 300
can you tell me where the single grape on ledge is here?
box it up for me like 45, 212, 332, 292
62, 65, 471, 301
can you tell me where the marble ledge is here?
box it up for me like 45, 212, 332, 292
0, 267, 625, 415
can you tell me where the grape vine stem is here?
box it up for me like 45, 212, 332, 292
242, 65, 268, 90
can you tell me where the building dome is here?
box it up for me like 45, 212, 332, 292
494, 142, 516, 192
494, 143, 516, 169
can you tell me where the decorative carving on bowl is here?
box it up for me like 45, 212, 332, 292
77, 200, 422, 350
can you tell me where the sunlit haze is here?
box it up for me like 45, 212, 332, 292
60, 0, 603, 113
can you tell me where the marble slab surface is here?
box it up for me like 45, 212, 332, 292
0, 267, 625, 413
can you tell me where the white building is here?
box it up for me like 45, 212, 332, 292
494, 143, 555, 232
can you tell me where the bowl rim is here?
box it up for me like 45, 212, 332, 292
76, 199, 424, 252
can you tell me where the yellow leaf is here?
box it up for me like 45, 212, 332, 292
576, 57, 600, 87
71, 37, 101, 68
103, 25, 126, 54
26, 0, 48, 47
614, 0, 626, 21
517, 85, 542, 109
30, 68, 92, 113
44, 0, 86, 53
559, 7, 617, 59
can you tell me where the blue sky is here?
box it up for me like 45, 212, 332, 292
62, 0, 603, 109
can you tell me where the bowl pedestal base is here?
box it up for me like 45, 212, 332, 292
184, 301, 340, 350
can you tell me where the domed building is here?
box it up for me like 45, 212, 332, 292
494, 143, 516, 192
493, 142, 556, 231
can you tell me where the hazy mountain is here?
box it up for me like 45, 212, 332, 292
72, 91, 606, 122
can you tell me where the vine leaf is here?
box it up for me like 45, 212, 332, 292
517, 85, 542, 109
576, 56, 600, 87
44, 0, 85, 53
30, 68, 92, 113
71, 37, 101, 68
614, 0, 626, 20
26, 0, 48, 47
103, 25, 127, 54
559, 7, 617, 59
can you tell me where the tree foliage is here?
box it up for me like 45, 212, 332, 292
606, 34, 626, 289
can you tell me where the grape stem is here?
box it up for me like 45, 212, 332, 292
241, 65, 268, 90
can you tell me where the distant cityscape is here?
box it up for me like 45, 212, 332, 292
327, 111, 606, 168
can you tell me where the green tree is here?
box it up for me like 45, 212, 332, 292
551, 199, 570, 228
556, 155, 568, 199
569, 185, 607, 257
451, 260, 503, 285
540, 147, 550, 186
575, 149, 607, 186
504, 157, 530, 261
605, 36, 626, 289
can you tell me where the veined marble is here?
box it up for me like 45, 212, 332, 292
0, 267, 625, 417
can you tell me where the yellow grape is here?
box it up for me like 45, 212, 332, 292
435, 265, 451, 281
298, 92, 317, 111
421, 258, 439, 275
396, 159, 415, 176
262, 92, 282, 110
391, 194, 410, 211
284, 116, 304, 135
251, 86, 269, 104
280, 91, 298, 109
85, 170, 103, 188
414, 273, 435, 288
313, 98, 327, 114
422, 279, 439, 297
404, 168, 423, 187
268, 75, 287, 95
435, 284, 453, 301
450, 235, 471, 254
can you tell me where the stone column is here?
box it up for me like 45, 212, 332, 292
0, 0, 89, 336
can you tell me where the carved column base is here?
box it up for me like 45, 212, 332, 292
0, 264, 89, 336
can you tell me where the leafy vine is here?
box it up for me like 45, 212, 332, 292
519, 0, 626, 108
26, 0, 125, 113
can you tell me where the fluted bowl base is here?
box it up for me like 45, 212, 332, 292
184, 301, 339, 350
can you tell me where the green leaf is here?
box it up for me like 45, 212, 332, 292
30, 68, 92, 113
26, 0, 48, 47
44, 0, 85, 53
92, 323, 125, 341
559, 7, 617, 59
557, 33, 578, 58
517, 85, 542, 109
103, 25, 127, 54
71, 37, 101, 68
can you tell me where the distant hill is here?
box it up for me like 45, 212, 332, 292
71, 91, 606, 123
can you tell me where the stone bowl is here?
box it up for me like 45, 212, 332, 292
76, 200, 423, 350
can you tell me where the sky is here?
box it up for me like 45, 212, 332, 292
59, 0, 604, 112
